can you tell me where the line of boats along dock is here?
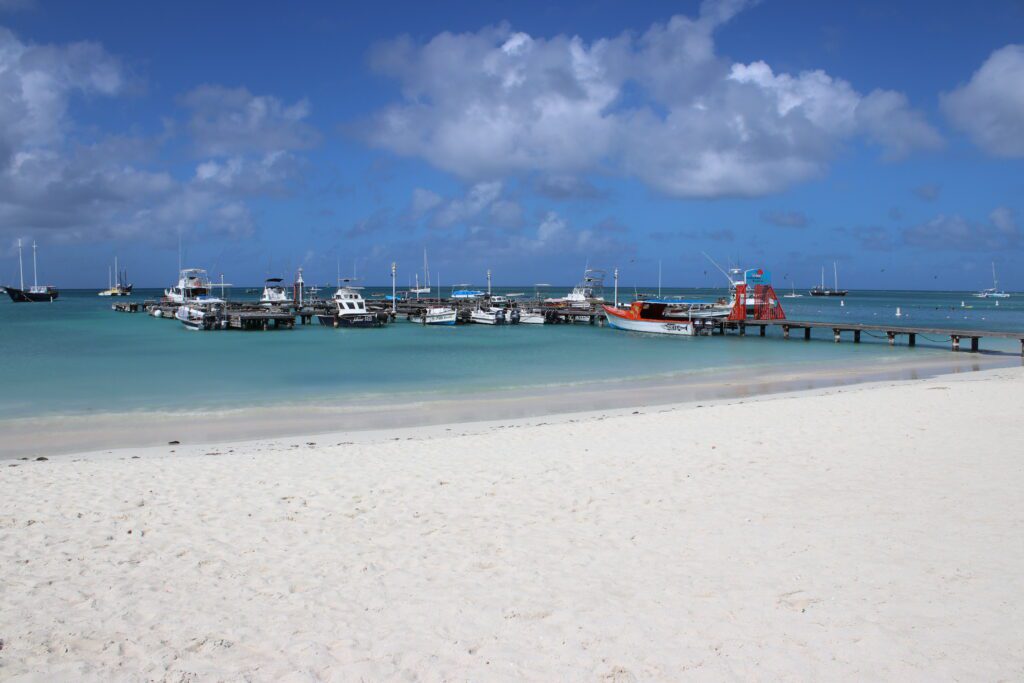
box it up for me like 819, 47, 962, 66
7, 246, 1023, 353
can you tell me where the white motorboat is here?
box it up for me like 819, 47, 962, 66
175, 297, 225, 330
164, 268, 212, 304
470, 307, 506, 325
260, 278, 294, 306
317, 285, 384, 327
516, 310, 545, 324
545, 268, 605, 304
603, 299, 727, 336
415, 306, 457, 325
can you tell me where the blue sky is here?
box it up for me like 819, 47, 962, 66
1, 0, 1022, 290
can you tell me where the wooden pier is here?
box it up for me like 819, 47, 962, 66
719, 320, 1024, 354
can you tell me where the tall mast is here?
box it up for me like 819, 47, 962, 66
834, 261, 839, 290
114, 256, 119, 287
423, 248, 429, 290
108, 265, 112, 289
993, 261, 998, 290
32, 240, 38, 288
390, 261, 396, 313
487, 269, 492, 296
17, 239, 24, 291
821, 266, 825, 289
658, 260, 662, 298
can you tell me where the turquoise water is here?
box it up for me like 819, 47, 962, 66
1, 287, 1021, 418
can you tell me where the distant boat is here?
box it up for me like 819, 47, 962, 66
165, 268, 212, 304
410, 249, 431, 296
259, 278, 294, 307
782, 281, 803, 298
973, 262, 1010, 299
808, 262, 848, 297
98, 256, 133, 297
4, 240, 59, 303
545, 268, 605, 304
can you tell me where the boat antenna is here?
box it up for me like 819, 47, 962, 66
701, 251, 734, 286
32, 240, 38, 288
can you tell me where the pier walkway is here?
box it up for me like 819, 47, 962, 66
720, 320, 1024, 354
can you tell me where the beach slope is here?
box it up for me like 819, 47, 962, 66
1, 368, 1022, 680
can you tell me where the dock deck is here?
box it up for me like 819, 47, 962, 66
720, 319, 1024, 354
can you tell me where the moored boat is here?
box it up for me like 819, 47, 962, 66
316, 284, 385, 327
414, 306, 458, 325
603, 299, 726, 336
165, 268, 212, 304
809, 262, 848, 297
259, 278, 294, 307
4, 240, 59, 303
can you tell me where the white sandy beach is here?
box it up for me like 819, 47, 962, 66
2, 366, 1023, 680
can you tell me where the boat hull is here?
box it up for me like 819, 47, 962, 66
5, 287, 59, 303
603, 306, 697, 336
316, 314, 384, 328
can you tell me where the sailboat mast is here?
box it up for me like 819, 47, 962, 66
32, 241, 38, 288
114, 256, 119, 287
821, 266, 825, 289
108, 266, 112, 289
834, 261, 838, 290
487, 269, 492, 296
993, 261, 998, 290
17, 239, 24, 291
658, 260, 662, 298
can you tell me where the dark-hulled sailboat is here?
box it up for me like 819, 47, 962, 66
4, 240, 59, 302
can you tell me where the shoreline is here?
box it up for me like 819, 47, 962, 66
7, 350, 1019, 461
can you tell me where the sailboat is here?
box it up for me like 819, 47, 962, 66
782, 279, 803, 298
98, 256, 133, 296
4, 240, 59, 302
410, 248, 431, 296
808, 262, 848, 297
973, 262, 1010, 299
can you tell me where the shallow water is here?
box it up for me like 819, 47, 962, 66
1, 287, 1021, 419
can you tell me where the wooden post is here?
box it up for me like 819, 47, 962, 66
887, 331, 896, 346
951, 335, 960, 351
854, 330, 861, 343
833, 328, 841, 343
804, 327, 811, 341
782, 325, 790, 339
759, 325, 766, 337
739, 323, 746, 336
971, 337, 979, 352
908, 333, 916, 347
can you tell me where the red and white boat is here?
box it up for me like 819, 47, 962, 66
602, 299, 729, 336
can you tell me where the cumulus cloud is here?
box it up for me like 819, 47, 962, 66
535, 175, 608, 200
0, 27, 310, 244
181, 84, 319, 156
363, 1, 940, 198
760, 209, 808, 228
942, 45, 1024, 157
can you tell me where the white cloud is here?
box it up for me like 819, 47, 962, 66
902, 207, 1020, 250
942, 44, 1024, 157
364, 0, 940, 198
181, 84, 319, 156
433, 181, 505, 227
409, 188, 442, 218
0, 27, 305, 244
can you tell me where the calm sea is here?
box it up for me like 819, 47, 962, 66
1, 286, 1021, 419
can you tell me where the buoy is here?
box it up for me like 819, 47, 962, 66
840, 300, 845, 307
995, 301, 1000, 307
961, 301, 965, 308
896, 307, 902, 317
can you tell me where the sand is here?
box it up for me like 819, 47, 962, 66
1, 366, 1022, 680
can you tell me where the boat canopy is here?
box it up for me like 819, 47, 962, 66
639, 298, 718, 305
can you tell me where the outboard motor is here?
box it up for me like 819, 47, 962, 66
496, 309, 506, 324
510, 309, 521, 324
